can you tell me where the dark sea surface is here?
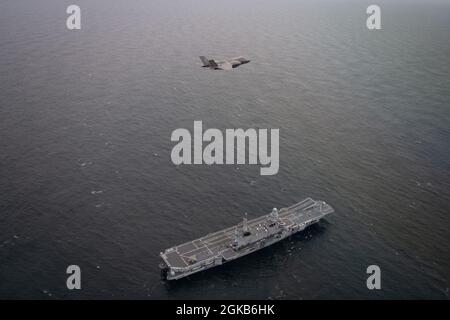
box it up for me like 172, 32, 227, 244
0, 0, 449, 299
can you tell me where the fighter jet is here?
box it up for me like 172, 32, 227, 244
199, 56, 251, 70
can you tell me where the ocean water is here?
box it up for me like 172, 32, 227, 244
0, 0, 449, 299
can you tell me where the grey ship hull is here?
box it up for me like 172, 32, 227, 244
160, 198, 334, 280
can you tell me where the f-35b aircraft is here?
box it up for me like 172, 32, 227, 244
199, 56, 251, 70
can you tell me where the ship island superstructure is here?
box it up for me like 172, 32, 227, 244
160, 198, 334, 280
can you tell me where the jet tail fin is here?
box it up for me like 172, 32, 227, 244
199, 56, 210, 67
208, 60, 219, 69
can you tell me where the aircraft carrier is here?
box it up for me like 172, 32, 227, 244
160, 198, 334, 280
